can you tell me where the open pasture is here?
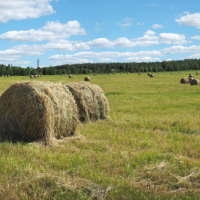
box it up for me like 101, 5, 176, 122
1, 71, 200, 199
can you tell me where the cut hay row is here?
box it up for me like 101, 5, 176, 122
0, 81, 79, 145
66, 81, 110, 123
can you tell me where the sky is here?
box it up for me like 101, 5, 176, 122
1, 0, 200, 68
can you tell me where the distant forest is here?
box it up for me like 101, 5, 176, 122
1, 59, 200, 76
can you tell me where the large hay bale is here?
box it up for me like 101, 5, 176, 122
150, 74, 155, 77
180, 77, 189, 84
34, 75, 38, 78
30, 75, 34, 78
191, 79, 200, 85
147, 73, 151, 76
69, 74, 73, 78
84, 77, 91, 81
1, 75, 4, 77
0, 81, 79, 145
66, 81, 110, 123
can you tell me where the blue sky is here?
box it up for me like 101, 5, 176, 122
1, 0, 200, 68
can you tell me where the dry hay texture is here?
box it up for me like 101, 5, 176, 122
30, 75, 34, 78
190, 79, 200, 85
69, 74, 73, 78
0, 81, 79, 145
180, 77, 189, 84
147, 73, 151, 76
66, 81, 110, 123
84, 76, 91, 81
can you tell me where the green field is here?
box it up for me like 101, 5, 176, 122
1, 72, 200, 199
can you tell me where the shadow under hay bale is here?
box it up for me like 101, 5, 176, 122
180, 77, 189, 84
0, 81, 79, 145
84, 77, 91, 81
69, 74, 73, 78
66, 81, 110, 123
191, 79, 200, 85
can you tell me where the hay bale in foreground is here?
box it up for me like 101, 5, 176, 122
190, 79, 200, 85
0, 81, 79, 145
180, 77, 189, 84
69, 74, 73, 78
84, 77, 91, 81
66, 81, 110, 123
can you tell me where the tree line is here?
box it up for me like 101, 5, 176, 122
1, 59, 200, 76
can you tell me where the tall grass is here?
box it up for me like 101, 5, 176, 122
0, 72, 200, 199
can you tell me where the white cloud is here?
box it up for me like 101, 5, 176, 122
158, 33, 190, 45
152, 24, 163, 29
124, 56, 160, 62
0, 0, 55, 23
144, 30, 156, 35
118, 18, 133, 27
162, 45, 200, 54
0, 21, 86, 42
191, 35, 200, 40
98, 58, 116, 62
176, 12, 200, 29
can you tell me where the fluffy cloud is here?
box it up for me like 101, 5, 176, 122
0, 0, 55, 23
152, 24, 163, 29
118, 18, 133, 27
176, 12, 200, 29
124, 56, 160, 62
0, 21, 86, 42
144, 30, 156, 35
159, 33, 190, 45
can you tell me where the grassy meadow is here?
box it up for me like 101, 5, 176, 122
1, 72, 200, 199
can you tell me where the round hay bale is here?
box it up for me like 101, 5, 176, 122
7, 75, 10, 77
170, 72, 173, 74
120, 72, 123, 74
108, 73, 110, 75
1, 75, 4, 77
69, 74, 73, 78
66, 81, 110, 123
94, 73, 97, 76
84, 76, 91, 81
113, 72, 116, 75
196, 72, 199, 75
30, 75, 34, 78
0, 81, 79, 145
147, 73, 151, 76
191, 79, 200, 85
180, 77, 189, 84
138, 73, 141, 75
101, 73, 103, 75
127, 72, 129, 74
34, 75, 38, 78
189, 73, 193, 76
150, 74, 155, 77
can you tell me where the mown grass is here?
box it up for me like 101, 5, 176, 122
1, 71, 200, 199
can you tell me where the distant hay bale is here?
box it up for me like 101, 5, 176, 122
34, 75, 38, 78
150, 74, 155, 77
69, 74, 73, 78
138, 73, 141, 75
84, 77, 91, 81
170, 72, 173, 74
108, 73, 110, 75
41, 75, 43, 77
7, 75, 10, 77
190, 79, 200, 85
120, 72, 123, 74
196, 72, 199, 75
0, 81, 79, 145
147, 73, 151, 76
127, 72, 129, 74
113, 72, 116, 75
30, 75, 34, 78
101, 73, 103, 75
66, 81, 110, 123
1, 75, 4, 77
180, 77, 189, 84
